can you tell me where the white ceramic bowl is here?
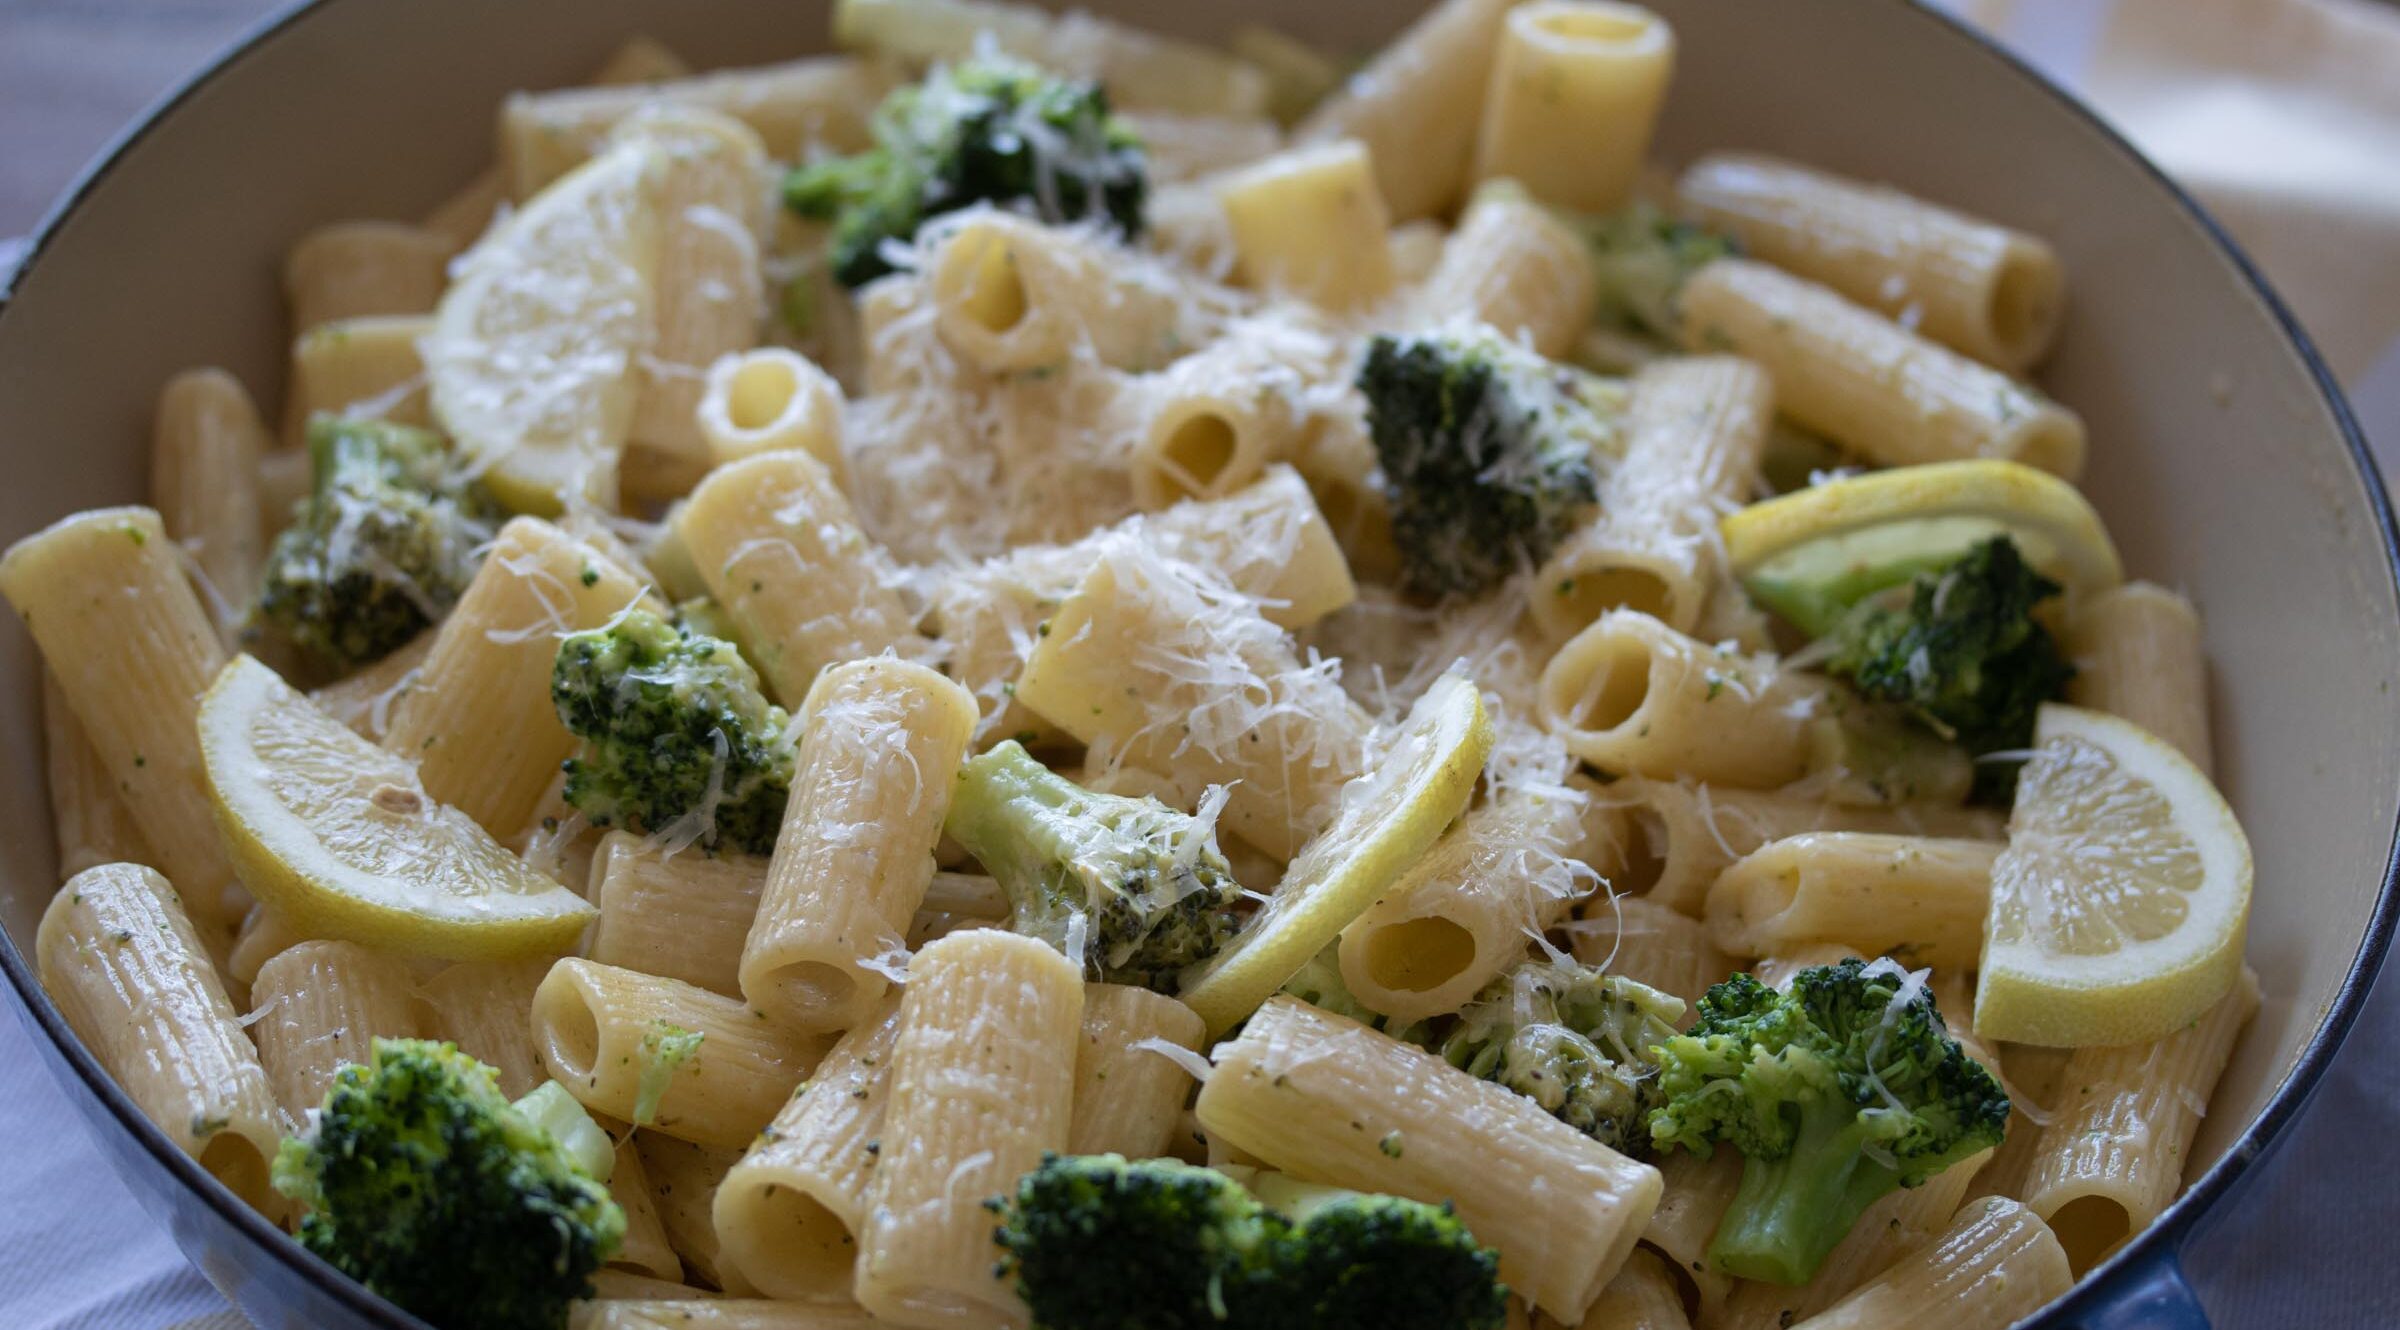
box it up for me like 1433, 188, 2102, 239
1, 2, 2392, 1327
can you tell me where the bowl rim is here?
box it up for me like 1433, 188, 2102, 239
1, 0, 2394, 1323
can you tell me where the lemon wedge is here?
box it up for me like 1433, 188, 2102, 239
1178, 674, 1493, 1036
425, 139, 665, 515
199, 655, 593, 959
1973, 703, 2251, 1047
1721, 460, 2122, 634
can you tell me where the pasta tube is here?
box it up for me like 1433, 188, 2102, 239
1336, 787, 1591, 1021
248, 939, 425, 1120
1676, 153, 2065, 372
1214, 140, 1397, 310
1128, 314, 1352, 508
1419, 184, 1597, 360
151, 368, 269, 630
675, 451, 916, 705
715, 997, 905, 1299
283, 221, 453, 332
635, 1133, 753, 1293
2, 508, 237, 925
533, 959, 828, 1149
43, 671, 153, 880
614, 107, 773, 498
1786, 1197, 2070, 1330
1533, 356, 1772, 640
1678, 260, 2084, 479
279, 314, 433, 447
1068, 985, 1208, 1158
855, 931, 1084, 1329
417, 956, 552, 1099
698, 347, 847, 479
380, 516, 649, 838
1473, 2, 1674, 215
2064, 582, 2212, 773
1703, 833, 1999, 967
1538, 610, 1821, 787
927, 213, 1190, 375
2020, 969, 2259, 1274
1569, 894, 1732, 1009
1584, 777, 2004, 916
1295, 0, 1520, 220
1013, 537, 1370, 860
740, 659, 979, 1033
37, 864, 283, 1214
590, 834, 767, 996
608, 1135, 685, 1283
1198, 997, 1661, 1320
835, 0, 1270, 116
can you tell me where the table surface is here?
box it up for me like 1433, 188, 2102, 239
3, 2, 2399, 1327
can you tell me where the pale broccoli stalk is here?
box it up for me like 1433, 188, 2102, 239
632, 1021, 704, 1128
1579, 201, 1737, 340
1439, 956, 1683, 1156
1358, 323, 1610, 599
254, 415, 497, 670
786, 55, 1149, 286
943, 741, 1242, 992
271, 1039, 623, 1330
550, 609, 795, 855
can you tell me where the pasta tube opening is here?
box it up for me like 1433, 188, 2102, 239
536, 976, 603, 1085
1550, 626, 1655, 734
199, 1133, 274, 1210
2043, 1194, 2131, 1276
1149, 408, 1248, 502
1354, 915, 1479, 995
719, 1177, 860, 1294
1988, 246, 2066, 372
941, 225, 1033, 335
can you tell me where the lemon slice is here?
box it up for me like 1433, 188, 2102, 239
199, 655, 593, 959
1178, 674, 1493, 1036
425, 139, 665, 515
1721, 460, 2122, 635
1973, 703, 2251, 1047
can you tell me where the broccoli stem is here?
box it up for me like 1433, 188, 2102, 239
944, 741, 1099, 920
1708, 1104, 1904, 1285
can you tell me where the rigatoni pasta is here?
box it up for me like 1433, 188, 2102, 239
1472, 2, 1674, 215
37, 864, 284, 1213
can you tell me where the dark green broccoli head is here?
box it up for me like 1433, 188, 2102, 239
995, 1156, 1507, 1330
1359, 324, 1606, 600
1821, 535, 2073, 799
996, 1154, 1285, 1330
1579, 201, 1737, 340
1648, 960, 2009, 1285
270, 1039, 623, 1330
1440, 958, 1684, 1156
550, 608, 794, 855
1260, 1190, 1509, 1330
254, 415, 497, 671
944, 741, 1241, 992
786, 56, 1149, 287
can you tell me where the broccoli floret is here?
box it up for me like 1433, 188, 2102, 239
1819, 536, 2073, 800
785, 56, 1148, 287
1647, 960, 2009, 1285
943, 741, 1241, 992
255, 416, 497, 671
1578, 201, 1737, 340
550, 608, 794, 855
994, 1155, 1507, 1330
995, 1154, 1284, 1330
1359, 324, 1607, 599
1439, 957, 1684, 1156
271, 1039, 624, 1330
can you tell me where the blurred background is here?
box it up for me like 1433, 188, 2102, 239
1, 0, 2396, 1325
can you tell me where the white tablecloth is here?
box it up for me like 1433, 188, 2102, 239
6, 1, 2400, 1325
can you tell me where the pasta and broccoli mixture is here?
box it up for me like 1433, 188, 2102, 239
5, 2, 2261, 1328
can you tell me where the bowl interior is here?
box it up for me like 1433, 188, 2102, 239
0, 0, 2391, 1309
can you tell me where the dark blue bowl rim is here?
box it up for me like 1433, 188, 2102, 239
1, 0, 2394, 1325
